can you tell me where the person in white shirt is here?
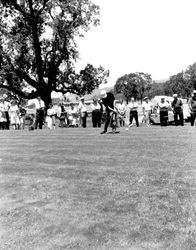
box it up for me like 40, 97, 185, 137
128, 97, 139, 127
158, 97, 170, 126
1, 95, 11, 129
9, 100, 20, 130
91, 97, 102, 127
34, 96, 45, 129
46, 103, 56, 129
78, 97, 87, 128
0, 97, 7, 130
142, 97, 153, 127
117, 99, 126, 127
68, 103, 78, 127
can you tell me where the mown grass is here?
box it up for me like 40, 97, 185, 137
0, 126, 196, 250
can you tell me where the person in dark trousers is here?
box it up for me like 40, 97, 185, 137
34, 96, 45, 129
78, 97, 87, 128
57, 103, 67, 127
189, 90, 196, 126
100, 90, 117, 134
128, 97, 139, 127
2, 95, 10, 129
171, 94, 184, 126
91, 97, 102, 128
158, 97, 169, 126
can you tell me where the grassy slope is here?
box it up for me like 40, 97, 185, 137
0, 127, 196, 250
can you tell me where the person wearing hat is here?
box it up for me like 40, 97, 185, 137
91, 97, 102, 128
128, 97, 139, 127
171, 94, 184, 126
100, 89, 117, 134
34, 96, 45, 129
142, 96, 153, 127
158, 97, 170, 126
188, 90, 196, 126
68, 102, 78, 127
78, 97, 87, 128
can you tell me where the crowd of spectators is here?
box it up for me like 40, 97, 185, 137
0, 90, 196, 131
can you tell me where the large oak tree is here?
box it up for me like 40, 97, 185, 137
0, 0, 108, 107
114, 72, 152, 103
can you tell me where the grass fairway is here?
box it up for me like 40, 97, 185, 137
0, 127, 196, 250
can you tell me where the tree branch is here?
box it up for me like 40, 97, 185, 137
14, 69, 39, 90
0, 84, 38, 99
36, 0, 50, 17
3, 55, 40, 90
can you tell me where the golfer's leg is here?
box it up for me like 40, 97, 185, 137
134, 111, 139, 127
129, 112, 133, 125
174, 113, 178, 126
180, 112, 184, 126
104, 112, 110, 132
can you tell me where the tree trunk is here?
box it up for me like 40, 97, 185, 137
41, 90, 52, 111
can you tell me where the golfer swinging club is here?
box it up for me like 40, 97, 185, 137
100, 90, 118, 134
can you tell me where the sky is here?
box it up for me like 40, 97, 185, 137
76, 0, 196, 87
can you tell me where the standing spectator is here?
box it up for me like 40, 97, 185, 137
68, 103, 78, 127
9, 100, 20, 130
57, 102, 67, 128
46, 103, 56, 129
117, 99, 126, 127
158, 97, 170, 126
78, 97, 87, 128
0, 97, 7, 130
188, 90, 196, 126
142, 97, 153, 127
34, 96, 45, 129
91, 97, 102, 128
171, 94, 184, 126
128, 97, 139, 127
100, 90, 117, 134
19, 104, 27, 129
2, 94, 10, 129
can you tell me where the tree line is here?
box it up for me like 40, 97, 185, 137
114, 63, 196, 102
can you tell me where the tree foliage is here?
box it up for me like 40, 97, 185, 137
114, 72, 152, 102
0, 0, 108, 106
163, 64, 196, 98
